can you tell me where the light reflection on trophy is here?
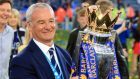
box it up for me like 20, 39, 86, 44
79, 4, 121, 79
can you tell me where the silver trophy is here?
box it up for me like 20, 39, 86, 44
77, 4, 121, 78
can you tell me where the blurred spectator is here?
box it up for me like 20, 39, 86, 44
126, 4, 135, 21
117, 0, 124, 10
18, 27, 32, 52
65, 2, 73, 30
8, 8, 25, 59
66, 2, 73, 22
113, 6, 129, 60
130, 10, 140, 79
71, 0, 81, 10
55, 6, 66, 29
0, 0, 14, 79
114, 20, 130, 62
67, 3, 88, 58
137, 0, 140, 4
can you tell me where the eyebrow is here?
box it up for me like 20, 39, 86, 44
34, 18, 55, 23
49, 18, 55, 20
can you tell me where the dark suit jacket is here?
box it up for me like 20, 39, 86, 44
9, 39, 72, 79
66, 26, 86, 57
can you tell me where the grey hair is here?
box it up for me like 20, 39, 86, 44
26, 3, 54, 21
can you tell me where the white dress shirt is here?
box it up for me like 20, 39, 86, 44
33, 39, 62, 71
0, 25, 14, 79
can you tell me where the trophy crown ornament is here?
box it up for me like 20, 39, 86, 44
81, 4, 121, 44
86, 5, 121, 34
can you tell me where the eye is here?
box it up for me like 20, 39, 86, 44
0, 9, 5, 12
37, 21, 45, 24
49, 20, 55, 23
7, 9, 11, 13
49, 18, 55, 23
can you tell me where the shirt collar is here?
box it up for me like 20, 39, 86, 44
2, 25, 13, 35
33, 38, 55, 54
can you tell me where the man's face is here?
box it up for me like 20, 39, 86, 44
0, 3, 11, 26
77, 13, 88, 28
29, 7, 56, 44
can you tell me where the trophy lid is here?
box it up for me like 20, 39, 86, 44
86, 5, 121, 34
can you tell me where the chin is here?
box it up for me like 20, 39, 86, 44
43, 37, 53, 41
44, 39, 53, 43
0, 22, 7, 25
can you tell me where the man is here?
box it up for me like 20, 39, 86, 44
67, 5, 88, 57
9, 3, 72, 79
0, 0, 14, 79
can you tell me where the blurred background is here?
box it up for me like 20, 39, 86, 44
10, 0, 140, 78
11, 0, 140, 47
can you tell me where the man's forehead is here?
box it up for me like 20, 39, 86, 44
32, 7, 54, 15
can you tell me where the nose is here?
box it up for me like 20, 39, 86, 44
44, 23, 53, 30
44, 21, 55, 29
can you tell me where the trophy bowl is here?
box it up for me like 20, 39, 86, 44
93, 36, 115, 79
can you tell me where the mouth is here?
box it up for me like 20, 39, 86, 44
0, 17, 8, 23
0, 17, 8, 21
42, 31, 52, 34
1, 15, 9, 20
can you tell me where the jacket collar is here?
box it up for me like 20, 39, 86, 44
28, 39, 55, 78
28, 39, 69, 79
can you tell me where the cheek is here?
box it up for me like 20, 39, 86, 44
15, 18, 19, 22
10, 19, 17, 23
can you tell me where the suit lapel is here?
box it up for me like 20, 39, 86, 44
55, 46, 69, 79
28, 40, 55, 78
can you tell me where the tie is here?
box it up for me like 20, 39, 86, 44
49, 48, 62, 78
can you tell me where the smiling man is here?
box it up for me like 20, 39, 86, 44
9, 3, 72, 79
0, 0, 14, 79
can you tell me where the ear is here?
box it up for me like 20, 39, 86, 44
77, 15, 80, 22
26, 21, 32, 32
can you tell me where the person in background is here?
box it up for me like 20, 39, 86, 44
65, 2, 73, 30
0, 0, 14, 79
130, 10, 140, 79
8, 8, 25, 58
18, 26, 32, 52
114, 14, 130, 62
9, 3, 72, 79
66, 2, 88, 57
55, 6, 66, 29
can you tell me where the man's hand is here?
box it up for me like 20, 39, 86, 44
70, 76, 79, 79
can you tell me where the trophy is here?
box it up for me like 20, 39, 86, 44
77, 4, 121, 79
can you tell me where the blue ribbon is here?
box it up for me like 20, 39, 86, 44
78, 36, 121, 79
79, 43, 87, 79
108, 41, 121, 79
79, 42, 98, 79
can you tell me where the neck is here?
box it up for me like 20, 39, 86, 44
34, 38, 53, 47
44, 41, 53, 47
13, 27, 17, 30
80, 25, 87, 29
0, 24, 5, 32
